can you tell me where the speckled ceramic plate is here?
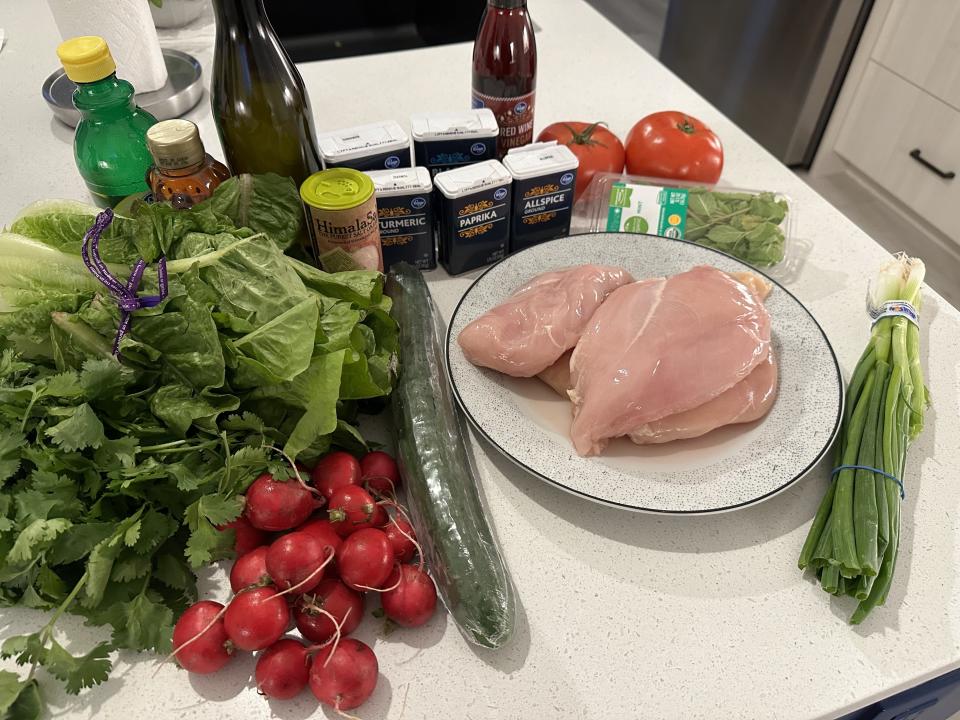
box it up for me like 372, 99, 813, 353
446, 233, 843, 514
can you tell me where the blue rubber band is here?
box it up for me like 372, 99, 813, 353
832, 464, 904, 499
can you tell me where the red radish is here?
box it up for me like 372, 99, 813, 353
360, 451, 400, 497
217, 515, 267, 556
384, 517, 417, 563
224, 587, 290, 651
312, 451, 361, 500
337, 528, 394, 591
244, 472, 319, 531
380, 565, 437, 627
295, 579, 364, 644
327, 486, 379, 538
296, 517, 343, 556
265, 531, 330, 594
309, 638, 378, 711
172, 601, 233, 674
230, 546, 271, 592
255, 638, 311, 699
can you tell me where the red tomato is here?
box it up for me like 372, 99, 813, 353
536, 121, 625, 201
624, 111, 723, 184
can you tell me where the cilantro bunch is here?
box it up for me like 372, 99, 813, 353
0, 175, 397, 714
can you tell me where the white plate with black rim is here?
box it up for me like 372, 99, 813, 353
445, 233, 843, 514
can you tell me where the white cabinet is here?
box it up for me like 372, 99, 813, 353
872, 0, 960, 110
836, 61, 960, 239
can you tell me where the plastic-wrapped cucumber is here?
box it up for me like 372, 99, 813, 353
387, 263, 516, 649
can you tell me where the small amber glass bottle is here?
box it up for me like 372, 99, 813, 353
146, 119, 231, 208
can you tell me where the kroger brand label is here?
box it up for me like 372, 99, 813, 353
510, 168, 578, 252
326, 147, 412, 172
606, 182, 689, 238
414, 137, 496, 176
472, 90, 536, 153
438, 185, 511, 274
375, 193, 436, 271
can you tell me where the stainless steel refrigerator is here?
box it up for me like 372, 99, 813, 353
659, 0, 873, 168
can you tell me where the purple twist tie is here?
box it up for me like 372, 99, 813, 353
81, 208, 168, 357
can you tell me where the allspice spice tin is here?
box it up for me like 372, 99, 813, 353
300, 168, 383, 272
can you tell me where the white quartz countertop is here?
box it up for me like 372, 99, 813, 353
2, 2, 960, 719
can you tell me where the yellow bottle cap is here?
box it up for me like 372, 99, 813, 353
57, 36, 116, 84
300, 168, 375, 211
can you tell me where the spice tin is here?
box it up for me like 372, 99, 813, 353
434, 159, 512, 275
317, 120, 411, 171
503, 141, 579, 252
367, 166, 436, 271
300, 168, 383, 272
410, 109, 499, 175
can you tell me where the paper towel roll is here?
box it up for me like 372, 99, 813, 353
48, 0, 168, 92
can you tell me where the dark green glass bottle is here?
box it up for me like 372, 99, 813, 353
210, 0, 322, 186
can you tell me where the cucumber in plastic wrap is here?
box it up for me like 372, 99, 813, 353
387, 263, 516, 649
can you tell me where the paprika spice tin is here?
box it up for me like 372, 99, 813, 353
434, 159, 512, 275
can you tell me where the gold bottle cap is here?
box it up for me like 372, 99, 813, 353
146, 119, 205, 170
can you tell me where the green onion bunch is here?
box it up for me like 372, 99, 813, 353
798, 253, 928, 623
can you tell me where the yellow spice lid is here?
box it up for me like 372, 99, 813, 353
57, 36, 116, 83
300, 168, 375, 211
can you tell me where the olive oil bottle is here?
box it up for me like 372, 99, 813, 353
210, 0, 321, 185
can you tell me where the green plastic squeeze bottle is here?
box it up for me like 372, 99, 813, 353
56, 36, 158, 206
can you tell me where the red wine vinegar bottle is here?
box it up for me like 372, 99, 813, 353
471, 0, 537, 157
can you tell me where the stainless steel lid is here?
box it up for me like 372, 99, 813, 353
43, 48, 203, 128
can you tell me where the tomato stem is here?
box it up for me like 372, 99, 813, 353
676, 117, 697, 134
562, 121, 610, 148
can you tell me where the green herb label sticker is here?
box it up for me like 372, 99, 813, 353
605, 182, 689, 238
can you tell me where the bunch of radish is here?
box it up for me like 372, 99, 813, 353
171, 450, 437, 716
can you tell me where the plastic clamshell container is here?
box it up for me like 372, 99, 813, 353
410, 109, 499, 174
503, 141, 580, 252
574, 172, 795, 269
367, 166, 436, 271
434, 159, 512, 275
317, 120, 411, 171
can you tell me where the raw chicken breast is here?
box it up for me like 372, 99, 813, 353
457, 265, 634, 377
568, 266, 771, 456
627, 349, 778, 444
538, 345, 777, 444
537, 350, 573, 395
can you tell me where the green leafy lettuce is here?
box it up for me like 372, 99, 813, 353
0, 174, 397, 712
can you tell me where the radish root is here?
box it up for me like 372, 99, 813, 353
320, 606, 354, 668
335, 701, 364, 720
387, 514, 424, 571
275, 545, 335, 599
364, 475, 397, 498
352, 564, 403, 593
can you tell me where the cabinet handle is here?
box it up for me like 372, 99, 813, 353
909, 148, 955, 180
